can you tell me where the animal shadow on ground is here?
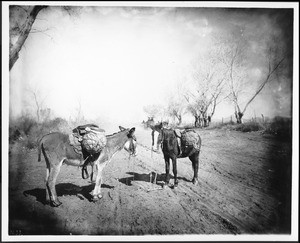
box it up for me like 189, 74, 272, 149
23, 183, 114, 205
118, 171, 190, 187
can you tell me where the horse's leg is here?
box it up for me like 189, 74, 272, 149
171, 157, 178, 187
47, 160, 63, 207
92, 160, 107, 201
189, 152, 199, 185
164, 155, 170, 186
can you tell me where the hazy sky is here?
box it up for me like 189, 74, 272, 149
8, 2, 295, 125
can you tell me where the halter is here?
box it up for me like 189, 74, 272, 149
152, 128, 164, 150
125, 131, 137, 157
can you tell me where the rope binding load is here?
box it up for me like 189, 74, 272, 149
72, 123, 107, 155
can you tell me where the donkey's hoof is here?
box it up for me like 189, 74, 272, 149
92, 194, 102, 202
50, 200, 62, 207
167, 183, 174, 188
192, 178, 199, 185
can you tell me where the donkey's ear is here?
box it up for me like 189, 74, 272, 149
129, 127, 136, 134
119, 126, 126, 131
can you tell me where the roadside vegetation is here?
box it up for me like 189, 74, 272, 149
208, 117, 292, 141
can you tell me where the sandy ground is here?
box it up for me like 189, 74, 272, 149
8, 125, 292, 236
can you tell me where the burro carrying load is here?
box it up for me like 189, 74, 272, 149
70, 124, 107, 179
73, 124, 107, 154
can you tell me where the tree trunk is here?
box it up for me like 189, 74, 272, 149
175, 114, 182, 125
194, 116, 199, 127
9, 5, 47, 70
235, 111, 243, 124
178, 115, 182, 125
203, 117, 207, 127
207, 115, 211, 126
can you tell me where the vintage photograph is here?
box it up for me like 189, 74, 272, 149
2, 1, 298, 241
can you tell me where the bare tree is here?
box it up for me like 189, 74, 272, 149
165, 83, 187, 125
74, 99, 86, 125
166, 98, 184, 125
184, 51, 227, 127
143, 104, 165, 122
27, 86, 48, 122
224, 45, 247, 123
184, 95, 203, 128
240, 45, 285, 118
219, 32, 286, 123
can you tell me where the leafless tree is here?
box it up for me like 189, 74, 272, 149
165, 83, 187, 125
184, 51, 227, 127
184, 94, 203, 128
217, 31, 286, 123
166, 99, 184, 125
143, 104, 166, 122
74, 99, 86, 125
27, 86, 48, 122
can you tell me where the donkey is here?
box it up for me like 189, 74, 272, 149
151, 123, 201, 188
38, 126, 136, 206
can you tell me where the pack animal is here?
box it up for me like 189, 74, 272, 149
70, 124, 107, 181
38, 126, 136, 207
151, 123, 201, 187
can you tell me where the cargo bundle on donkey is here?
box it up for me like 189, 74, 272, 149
70, 124, 107, 180
38, 124, 137, 207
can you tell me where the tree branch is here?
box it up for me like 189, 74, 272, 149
9, 5, 47, 70
242, 57, 285, 114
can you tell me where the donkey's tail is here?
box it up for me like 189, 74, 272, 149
37, 137, 43, 162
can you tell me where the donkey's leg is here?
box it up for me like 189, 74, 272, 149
90, 163, 96, 183
42, 147, 51, 204
171, 157, 178, 187
189, 152, 199, 185
47, 161, 63, 207
45, 166, 51, 203
92, 161, 107, 201
164, 155, 171, 186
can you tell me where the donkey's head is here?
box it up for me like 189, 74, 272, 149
119, 126, 137, 156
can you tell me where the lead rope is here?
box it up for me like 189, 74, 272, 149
126, 138, 136, 185
127, 149, 133, 185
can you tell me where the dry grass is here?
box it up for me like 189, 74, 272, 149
210, 117, 292, 141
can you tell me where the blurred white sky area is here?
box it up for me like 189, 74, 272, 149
7, 2, 296, 126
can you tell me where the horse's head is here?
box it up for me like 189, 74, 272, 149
150, 122, 163, 152
119, 126, 137, 156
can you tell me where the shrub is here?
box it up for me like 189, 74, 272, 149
9, 116, 71, 150
233, 121, 265, 133
207, 121, 235, 130
263, 116, 292, 141
18, 116, 38, 136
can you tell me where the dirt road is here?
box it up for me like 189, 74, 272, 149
8, 125, 292, 235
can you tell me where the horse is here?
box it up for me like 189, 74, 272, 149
38, 126, 136, 207
151, 123, 201, 188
